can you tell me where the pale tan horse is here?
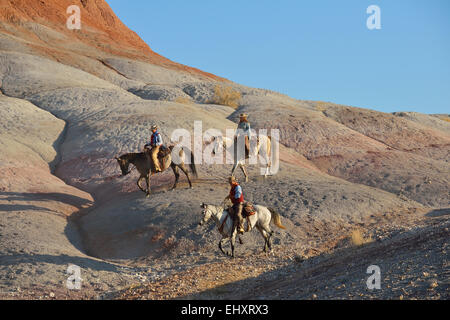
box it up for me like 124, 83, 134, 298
211, 135, 272, 182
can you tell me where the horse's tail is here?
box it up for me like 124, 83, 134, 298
268, 207, 286, 229
183, 147, 198, 178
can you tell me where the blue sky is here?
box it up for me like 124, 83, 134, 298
107, 0, 450, 114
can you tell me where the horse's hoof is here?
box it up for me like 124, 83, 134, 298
146, 194, 150, 198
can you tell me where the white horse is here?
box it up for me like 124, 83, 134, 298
211, 135, 272, 182
199, 203, 286, 258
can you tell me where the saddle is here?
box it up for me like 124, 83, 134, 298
227, 202, 255, 218
144, 145, 171, 160
157, 145, 171, 159
243, 202, 256, 217
226, 202, 256, 233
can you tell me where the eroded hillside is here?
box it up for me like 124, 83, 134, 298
0, 0, 448, 300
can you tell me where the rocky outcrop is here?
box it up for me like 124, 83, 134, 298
0, 0, 227, 82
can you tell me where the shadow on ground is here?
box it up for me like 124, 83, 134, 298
177, 217, 448, 300
0, 253, 120, 272
0, 192, 93, 210
425, 208, 450, 217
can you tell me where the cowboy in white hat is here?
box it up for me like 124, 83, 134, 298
236, 113, 252, 156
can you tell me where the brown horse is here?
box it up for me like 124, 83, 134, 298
115, 146, 197, 197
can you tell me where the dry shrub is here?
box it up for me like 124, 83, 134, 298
209, 85, 241, 109
315, 101, 328, 112
174, 96, 193, 104
163, 235, 177, 249
439, 116, 450, 123
350, 229, 373, 246
151, 230, 164, 242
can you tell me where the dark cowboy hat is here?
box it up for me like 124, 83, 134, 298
239, 113, 248, 118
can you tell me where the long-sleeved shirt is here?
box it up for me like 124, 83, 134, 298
237, 121, 252, 138
234, 185, 243, 199
148, 131, 163, 147
229, 183, 244, 204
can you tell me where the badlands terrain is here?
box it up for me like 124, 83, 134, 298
0, 0, 448, 299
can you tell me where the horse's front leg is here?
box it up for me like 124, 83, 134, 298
264, 157, 272, 178
145, 174, 151, 197
218, 237, 229, 256
263, 164, 269, 179
230, 230, 238, 258
137, 175, 146, 193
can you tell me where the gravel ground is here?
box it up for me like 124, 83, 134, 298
106, 212, 449, 300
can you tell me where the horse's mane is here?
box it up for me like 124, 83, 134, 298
120, 152, 145, 161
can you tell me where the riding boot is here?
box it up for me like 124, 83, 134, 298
232, 216, 239, 234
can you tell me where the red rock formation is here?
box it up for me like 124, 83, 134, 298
0, 0, 226, 81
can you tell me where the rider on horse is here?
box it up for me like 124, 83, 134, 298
236, 113, 252, 157
144, 125, 163, 172
223, 176, 245, 234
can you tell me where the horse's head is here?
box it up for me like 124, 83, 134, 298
199, 202, 213, 226
115, 156, 131, 176
211, 136, 220, 155
212, 135, 229, 155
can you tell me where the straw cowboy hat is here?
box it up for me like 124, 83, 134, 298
151, 124, 158, 130
228, 176, 237, 183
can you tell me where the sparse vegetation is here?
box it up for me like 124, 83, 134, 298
350, 229, 373, 246
174, 96, 193, 104
209, 85, 241, 109
315, 101, 328, 112
439, 116, 450, 123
